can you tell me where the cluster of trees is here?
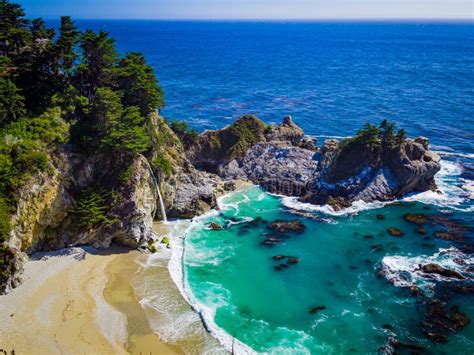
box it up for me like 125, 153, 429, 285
350, 119, 407, 151
0, 0, 165, 241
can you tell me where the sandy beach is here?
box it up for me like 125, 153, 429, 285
0, 245, 180, 355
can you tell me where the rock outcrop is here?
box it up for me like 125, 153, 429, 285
148, 114, 221, 218
187, 115, 441, 209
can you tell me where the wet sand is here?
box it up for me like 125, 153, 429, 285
0, 245, 180, 354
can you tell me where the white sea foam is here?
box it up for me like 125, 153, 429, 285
403, 159, 473, 211
165, 207, 258, 354
281, 195, 389, 217
381, 247, 473, 293
281, 158, 473, 216
434, 150, 474, 159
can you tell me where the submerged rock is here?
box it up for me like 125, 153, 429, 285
267, 220, 306, 233
387, 227, 404, 237
404, 214, 429, 225
376, 214, 385, 220
208, 222, 223, 230
415, 226, 427, 235
422, 301, 470, 343
309, 305, 326, 314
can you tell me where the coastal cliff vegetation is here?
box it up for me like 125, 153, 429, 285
0, 0, 167, 286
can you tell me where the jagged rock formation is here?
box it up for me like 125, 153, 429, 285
187, 115, 441, 209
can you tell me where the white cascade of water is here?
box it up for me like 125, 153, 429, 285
148, 165, 168, 222
156, 185, 168, 223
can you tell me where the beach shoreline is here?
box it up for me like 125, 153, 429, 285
0, 245, 180, 354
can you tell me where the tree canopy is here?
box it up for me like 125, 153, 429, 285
0, 0, 165, 241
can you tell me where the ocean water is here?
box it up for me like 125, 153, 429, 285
54, 20, 473, 352
180, 186, 473, 353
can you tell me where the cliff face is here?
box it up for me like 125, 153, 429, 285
147, 114, 220, 218
1, 113, 224, 294
1, 150, 160, 293
304, 137, 441, 208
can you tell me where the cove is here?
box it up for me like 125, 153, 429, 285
180, 186, 473, 353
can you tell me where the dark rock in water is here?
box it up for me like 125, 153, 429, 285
423, 300, 470, 343
433, 231, 463, 242
371, 244, 384, 252
382, 324, 393, 330
404, 214, 429, 225
421, 263, 465, 280
287, 257, 299, 265
268, 219, 306, 233
349, 265, 358, 270
208, 222, 223, 230
415, 226, 427, 235
272, 255, 287, 261
421, 243, 435, 248
363, 235, 373, 239
376, 214, 385, 220
309, 305, 326, 314
365, 259, 374, 264
380, 332, 425, 353
274, 265, 283, 271
260, 236, 281, 248
387, 227, 404, 237
451, 284, 474, 295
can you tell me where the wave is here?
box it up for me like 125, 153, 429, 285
166, 213, 257, 354
403, 159, 473, 212
281, 195, 389, 217
433, 150, 474, 159
380, 247, 473, 293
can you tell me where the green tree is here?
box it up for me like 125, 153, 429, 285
0, 0, 30, 57
55, 16, 79, 77
379, 119, 396, 150
353, 122, 381, 149
76, 30, 118, 98
396, 129, 407, 145
0, 77, 25, 125
116, 52, 163, 116
103, 105, 151, 153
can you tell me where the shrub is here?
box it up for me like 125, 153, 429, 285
71, 187, 117, 229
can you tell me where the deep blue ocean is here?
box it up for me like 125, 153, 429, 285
52, 20, 474, 155
52, 21, 474, 353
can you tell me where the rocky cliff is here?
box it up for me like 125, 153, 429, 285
187, 115, 441, 210
1, 113, 221, 293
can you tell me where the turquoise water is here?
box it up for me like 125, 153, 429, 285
182, 186, 473, 353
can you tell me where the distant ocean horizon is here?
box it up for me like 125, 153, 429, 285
47, 20, 473, 152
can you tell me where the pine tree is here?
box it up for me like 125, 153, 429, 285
55, 16, 79, 77
76, 30, 118, 98
116, 52, 164, 116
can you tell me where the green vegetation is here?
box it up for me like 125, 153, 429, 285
154, 155, 173, 176
0, 0, 167, 279
70, 188, 118, 229
344, 119, 407, 151
169, 119, 200, 148
200, 114, 269, 162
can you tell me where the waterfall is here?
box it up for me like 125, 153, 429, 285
148, 165, 168, 223
156, 185, 168, 223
